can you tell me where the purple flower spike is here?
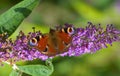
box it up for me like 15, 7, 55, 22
67, 22, 120, 56
0, 22, 120, 63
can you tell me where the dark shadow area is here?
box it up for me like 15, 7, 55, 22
14, 7, 31, 17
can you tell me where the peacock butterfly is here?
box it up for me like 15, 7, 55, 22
29, 24, 75, 56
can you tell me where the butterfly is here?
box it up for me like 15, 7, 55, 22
29, 24, 75, 56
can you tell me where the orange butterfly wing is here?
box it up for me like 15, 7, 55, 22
37, 34, 58, 56
37, 35, 48, 52
30, 26, 74, 56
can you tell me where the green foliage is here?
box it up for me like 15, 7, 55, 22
0, 0, 40, 36
17, 59, 53, 76
9, 70, 21, 76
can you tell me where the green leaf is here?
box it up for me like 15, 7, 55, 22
0, 0, 40, 36
18, 59, 54, 76
9, 70, 22, 76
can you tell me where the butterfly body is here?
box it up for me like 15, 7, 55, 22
29, 25, 75, 56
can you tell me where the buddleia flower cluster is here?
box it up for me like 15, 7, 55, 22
0, 22, 120, 64
67, 22, 120, 56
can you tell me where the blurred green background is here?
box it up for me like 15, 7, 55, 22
0, 0, 120, 76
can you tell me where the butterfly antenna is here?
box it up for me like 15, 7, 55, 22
32, 27, 35, 33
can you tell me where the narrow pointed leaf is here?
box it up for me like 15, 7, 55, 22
0, 0, 40, 36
